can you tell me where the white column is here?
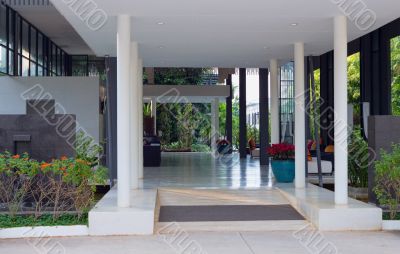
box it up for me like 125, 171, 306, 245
270, 59, 279, 144
211, 98, 219, 154
334, 16, 349, 205
130, 42, 139, 189
138, 58, 144, 179
117, 15, 131, 207
152, 97, 157, 136
294, 42, 306, 189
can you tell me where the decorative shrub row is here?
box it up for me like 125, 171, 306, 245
0, 152, 107, 219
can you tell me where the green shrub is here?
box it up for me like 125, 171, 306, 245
75, 131, 104, 168
191, 143, 211, 152
163, 141, 184, 150
0, 151, 107, 220
348, 129, 369, 188
373, 144, 400, 220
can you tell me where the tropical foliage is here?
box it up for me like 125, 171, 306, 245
391, 36, 400, 116
373, 144, 400, 220
348, 128, 369, 188
347, 53, 361, 126
154, 68, 209, 85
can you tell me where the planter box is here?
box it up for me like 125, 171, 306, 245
382, 220, 400, 231
271, 160, 295, 183
0, 225, 88, 239
348, 186, 368, 201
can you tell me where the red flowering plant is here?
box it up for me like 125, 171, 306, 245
267, 143, 295, 160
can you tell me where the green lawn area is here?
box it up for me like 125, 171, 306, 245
0, 214, 88, 228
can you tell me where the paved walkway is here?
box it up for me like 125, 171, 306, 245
1, 230, 399, 254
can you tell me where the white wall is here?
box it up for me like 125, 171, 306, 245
0, 76, 100, 142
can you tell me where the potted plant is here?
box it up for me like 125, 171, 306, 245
143, 103, 154, 136
268, 143, 295, 183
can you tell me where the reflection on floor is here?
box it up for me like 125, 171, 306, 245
142, 152, 274, 189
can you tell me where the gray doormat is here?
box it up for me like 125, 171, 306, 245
159, 205, 305, 222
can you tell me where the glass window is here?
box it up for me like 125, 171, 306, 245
0, 4, 69, 77
8, 9, 14, 49
0, 4, 6, 46
57, 47, 61, 75
21, 57, 29, 76
21, 21, 29, 58
37, 33, 43, 65
391, 36, 400, 116
42, 39, 48, 70
0, 46, 6, 73
16, 55, 20, 75
61, 52, 65, 75
16, 15, 21, 54
30, 61, 36, 76
347, 52, 361, 126
38, 65, 43, 76
51, 43, 56, 73
30, 27, 37, 62
8, 50, 13, 75
71, 55, 88, 76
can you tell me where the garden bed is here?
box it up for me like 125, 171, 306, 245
383, 213, 400, 230
0, 214, 88, 228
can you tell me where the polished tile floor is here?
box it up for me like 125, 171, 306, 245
142, 152, 274, 189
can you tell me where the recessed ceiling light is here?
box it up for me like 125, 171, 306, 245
157, 22, 165, 25
158, 46, 164, 49
291, 23, 298, 26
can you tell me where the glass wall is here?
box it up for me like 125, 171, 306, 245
309, 68, 320, 139
0, 2, 69, 76
391, 36, 400, 116
279, 62, 295, 144
347, 52, 361, 126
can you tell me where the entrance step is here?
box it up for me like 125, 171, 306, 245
155, 188, 310, 232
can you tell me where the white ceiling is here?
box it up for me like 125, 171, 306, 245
12, 4, 93, 55
49, 0, 400, 67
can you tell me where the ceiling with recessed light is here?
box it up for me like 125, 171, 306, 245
49, 0, 400, 67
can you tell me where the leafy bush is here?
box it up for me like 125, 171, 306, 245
348, 129, 369, 188
75, 131, 104, 168
0, 152, 107, 220
373, 144, 400, 220
191, 143, 211, 152
163, 141, 184, 150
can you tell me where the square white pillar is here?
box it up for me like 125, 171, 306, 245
130, 42, 139, 189
270, 59, 280, 144
294, 42, 306, 189
138, 59, 144, 179
116, 15, 131, 207
334, 16, 349, 205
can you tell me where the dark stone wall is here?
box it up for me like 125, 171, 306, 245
368, 116, 400, 203
0, 100, 76, 162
